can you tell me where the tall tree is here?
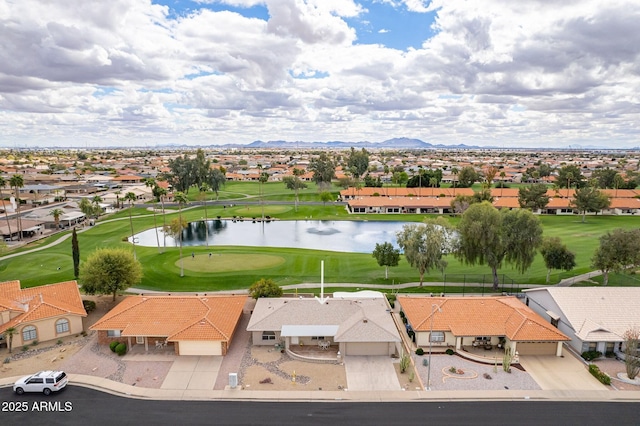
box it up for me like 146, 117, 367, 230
154, 185, 168, 251
78, 198, 94, 222
483, 166, 499, 189
173, 192, 189, 277
193, 148, 210, 189
309, 152, 336, 189
457, 166, 479, 188
145, 179, 162, 252
451, 167, 459, 195
248, 278, 283, 299
283, 168, 307, 212
592, 228, 640, 286
571, 186, 610, 222
539, 237, 576, 284
592, 168, 618, 189
166, 154, 195, 193
455, 202, 543, 289
80, 247, 143, 301
49, 208, 63, 229
91, 195, 103, 219
71, 228, 80, 279
208, 168, 226, 200
0, 177, 12, 240
372, 242, 401, 279
518, 184, 550, 211
2, 327, 16, 353
198, 183, 210, 247
396, 217, 454, 286
622, 328, 640, 380
9, 174, 24, 240
557, 164, 584, 189
124, 192, 137, 260
347, 147, 369, 182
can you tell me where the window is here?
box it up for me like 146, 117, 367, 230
136, 336, 144, 344
22, 326, 37, 342
107, 330, 121, 337
581, 342, 597, 353
262, 331, 276, 341
55, 319, 70, 334
430, 331, 445, 343
311, 336, 325, 340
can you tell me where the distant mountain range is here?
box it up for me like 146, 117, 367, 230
241, 137, 477, 149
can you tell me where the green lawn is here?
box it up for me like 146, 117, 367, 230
2, 201, 639, 292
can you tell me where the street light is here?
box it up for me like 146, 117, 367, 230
427, 303, 442, 391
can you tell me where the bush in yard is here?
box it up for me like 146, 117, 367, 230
399, 354, 410, 373
399, 311, 405, 318
445, 348, 454, 355
581, 350, 602, 361
415, 348, 424, 356
83, 300, 96, 313
115, 343, 127, 356
110, 341, 120, 352
588, 364, 611, 385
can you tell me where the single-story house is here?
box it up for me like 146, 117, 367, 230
522, 287, 640, 357
247, 293, 401, 358
0, 280, 86, 349
90, 295, 247, 356
398, 296, 569, 357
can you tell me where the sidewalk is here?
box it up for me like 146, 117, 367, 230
1, 373, 638, 402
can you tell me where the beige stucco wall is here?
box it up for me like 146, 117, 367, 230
11, 315, 83, 348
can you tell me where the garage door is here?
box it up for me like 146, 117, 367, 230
178, 340, 222, 356
516, 342, 556, 356
345, 342, 389, 356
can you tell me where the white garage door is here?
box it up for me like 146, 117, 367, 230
178, 340, 222, 356
345, 342, 389, 356
516, 342, 556, 356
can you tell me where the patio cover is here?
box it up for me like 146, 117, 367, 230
281, 325, 339, 337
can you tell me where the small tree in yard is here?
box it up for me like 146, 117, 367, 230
591, 228, 640, 286
80, 248, 143, 301
372, 242, 400, 279
623, 328, 640, 380
3, 327, 16, 354
539, 237, 576, 284
71, 228, 80, 279
249, 278, 283, 299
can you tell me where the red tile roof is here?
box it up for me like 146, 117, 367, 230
90, 295, 246, 341
0, 280, 86, 333
398, 296, 568, 342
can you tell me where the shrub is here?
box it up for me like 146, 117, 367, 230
399, 311, 405, 318
83, 300, 96, 313
402, 316, 408, 324
4, 357, 10, 364
581, 350, 602, 361
449, 366, 457, 373
399, 354, 410, 373
81, 331, 87, 337
109, 341, 120, 352
22, 346, 29, 352
115, 343, 127, 356
422, 358, 429, 367
57, 339, 63, 345
415, 348, 424, 356
31, 340, 38, 346
407, 330, 415, 342
445, 348, 455, 355
588, 364, 611, 385
605, 351, 615, 358
259, 377, 272, 384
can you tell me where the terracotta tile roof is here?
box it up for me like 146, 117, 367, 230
0, 280, 86, 333
397, 296, 568, 342
90, 295, 246, 342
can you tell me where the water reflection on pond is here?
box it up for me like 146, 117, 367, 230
133, 220, 407, 253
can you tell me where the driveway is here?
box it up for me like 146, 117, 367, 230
344, 356, 401, 391
161, 356, 222, 390
519, 354, 607, 390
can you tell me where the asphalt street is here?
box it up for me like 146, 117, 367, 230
0, 386, 637, 426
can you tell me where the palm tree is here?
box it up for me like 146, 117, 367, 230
156, 186, 168, 251
258, 167, 268, 222
173, 192, 189, 277
451, 167, 459, 196
0, 177, 12, 241
49, 208, 63, 230
499, 171, 506, 197
91, 195, 103, 220
292, 168, 305, 212
144, 179, 162, 253
3, 327, 16, 353
124, 192, 137, 260
198, 183, 211, 247
9, 174, 24, 241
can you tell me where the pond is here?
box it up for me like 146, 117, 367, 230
132, 220, 409, 253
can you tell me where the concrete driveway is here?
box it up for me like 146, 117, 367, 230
344, 356, 401, 391
519, 354, 607, 390
161, 356, 222, 390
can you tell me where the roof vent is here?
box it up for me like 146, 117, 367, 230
363, 319, 368, 323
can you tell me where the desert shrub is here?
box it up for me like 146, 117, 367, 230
402, 316, 408, 324
399, 354, 410, 373
115, 343, 127, 356
399, 311, 405, 318
31, 340, 38, 346
83, 300, 97, 312
415, 348, 424, 356
581, 350, 602, 361
259, 377, 273, 384
445, 348, 454, 355
605, 351, 615, 358
483, 373, 492, 380
109, 341, 120, 352
449, 366, 457, 373
588, 364, 611, 385
57, 339, 63, 345
422, 358, 429, 367
22, 346, 29, 352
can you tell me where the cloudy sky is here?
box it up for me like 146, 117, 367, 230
1, 0, 639, 148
